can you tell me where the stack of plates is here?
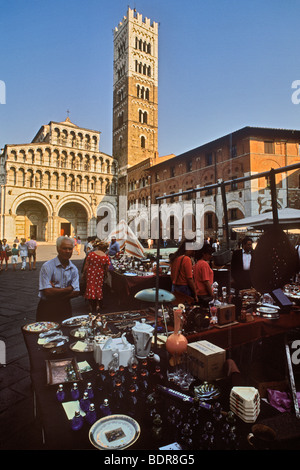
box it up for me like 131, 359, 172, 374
230, 387, 260, 423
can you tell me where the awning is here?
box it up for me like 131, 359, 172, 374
228, 208, 300, 231
108, 219, 145, 259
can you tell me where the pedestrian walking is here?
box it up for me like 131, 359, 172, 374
26, 236, 37, 270
1, 239, 11, 271
18, 238, 28, 270
75, 236, 82, 255
11, 243, 19, 271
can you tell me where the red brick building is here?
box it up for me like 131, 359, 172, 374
127, 126, 300, 244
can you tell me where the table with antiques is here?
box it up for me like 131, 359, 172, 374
21, 287, 300, 451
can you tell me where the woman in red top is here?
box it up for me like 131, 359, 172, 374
170, 239, 198, 301
193, 244, 214, 306
82, 239, 110, 313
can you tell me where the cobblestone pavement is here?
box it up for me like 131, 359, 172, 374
0, 244, 118, 450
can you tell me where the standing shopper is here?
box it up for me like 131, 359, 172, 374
170, 239, 198, 302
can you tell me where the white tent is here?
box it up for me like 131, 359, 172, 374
107, 219, 145, 259
228, 208, 300, 231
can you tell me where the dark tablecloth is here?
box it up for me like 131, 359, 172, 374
21, 310, 300, 450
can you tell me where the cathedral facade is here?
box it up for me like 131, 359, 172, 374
0, 118, 118, 242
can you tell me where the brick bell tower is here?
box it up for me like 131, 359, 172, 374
113, 8, 159, 220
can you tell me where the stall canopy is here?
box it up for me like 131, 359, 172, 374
107, 219, 145, 259
228, 208, 300, 231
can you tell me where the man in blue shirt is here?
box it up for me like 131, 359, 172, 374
36, 237, 80, 322
108, 236, 120, 257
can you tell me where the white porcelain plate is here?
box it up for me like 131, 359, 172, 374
89, 414, 140, 450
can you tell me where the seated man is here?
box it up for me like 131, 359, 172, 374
36, 236, 80, 322
108, 236, 120, 257
231, 236, 253, 291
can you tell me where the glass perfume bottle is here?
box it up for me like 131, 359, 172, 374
80, 391, 90, 413
85, 382, 94, 400
56, 384, 65, 402
71, 382, 80, 401
71, 410, 84, 431
100, 398, 112, 417
86, 403, 97, 425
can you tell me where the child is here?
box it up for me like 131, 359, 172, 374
11, 243, 19, 271
18, 238, 28, 270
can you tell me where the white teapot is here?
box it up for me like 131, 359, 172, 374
132, 318, 154, 359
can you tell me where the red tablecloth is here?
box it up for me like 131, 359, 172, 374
186, 310, 300, 350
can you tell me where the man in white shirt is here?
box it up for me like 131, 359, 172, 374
231, 237, 253, 290
26, 236, 37, 270
36, 237, 80, 322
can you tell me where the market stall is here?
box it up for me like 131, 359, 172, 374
21, 293, 300, 451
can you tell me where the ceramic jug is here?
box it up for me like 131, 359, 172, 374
132, 318, 154, 358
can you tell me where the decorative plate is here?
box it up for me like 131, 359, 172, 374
61, 315, 91, 327
89, 415, 140, 450
257, 307, 278, 314
124, 272, 138, 276
22, 322, 59, 333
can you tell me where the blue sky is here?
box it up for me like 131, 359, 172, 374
1, 0, 300, 157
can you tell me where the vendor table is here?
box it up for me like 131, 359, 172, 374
22, 310, 300, 451
186, 310, 300, 350
107, 271, 172, 306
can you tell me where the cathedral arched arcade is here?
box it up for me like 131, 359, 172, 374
9, 193, 99, 242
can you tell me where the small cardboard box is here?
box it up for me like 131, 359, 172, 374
187, 340, 226, 381
218, 304, 236, 325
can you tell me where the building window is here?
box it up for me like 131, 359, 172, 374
186, 160, 192, 172
206, 213, 213, 229
205, 152, 213, 166
205, 183, 213, 196
231, 177, 238, 191
141, 136, 146, 148
264, 141, 274, 154
231, 145, 237, 158
170, 166, 175, 178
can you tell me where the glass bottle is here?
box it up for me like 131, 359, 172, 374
71, 410, 84, 431
117, 365, 126, 389
56, 384, 65, 402
86, 403, 97, 425
112, 377, 124, 412
151, 414, 163, 441
85, 382, 94, 400
222, 286, 228, 305
128, 347, 139, 373
152, 365, 164, 390
139, 368, 149, 398
100, 398, 112, 417
71, 382, 80, 401
127, 383, 138, 417
97, 364, 107, 395
209, 288, 221, 325
147, 351, 157, 375
131, 372, 139, 395
80, 391, 90, 413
